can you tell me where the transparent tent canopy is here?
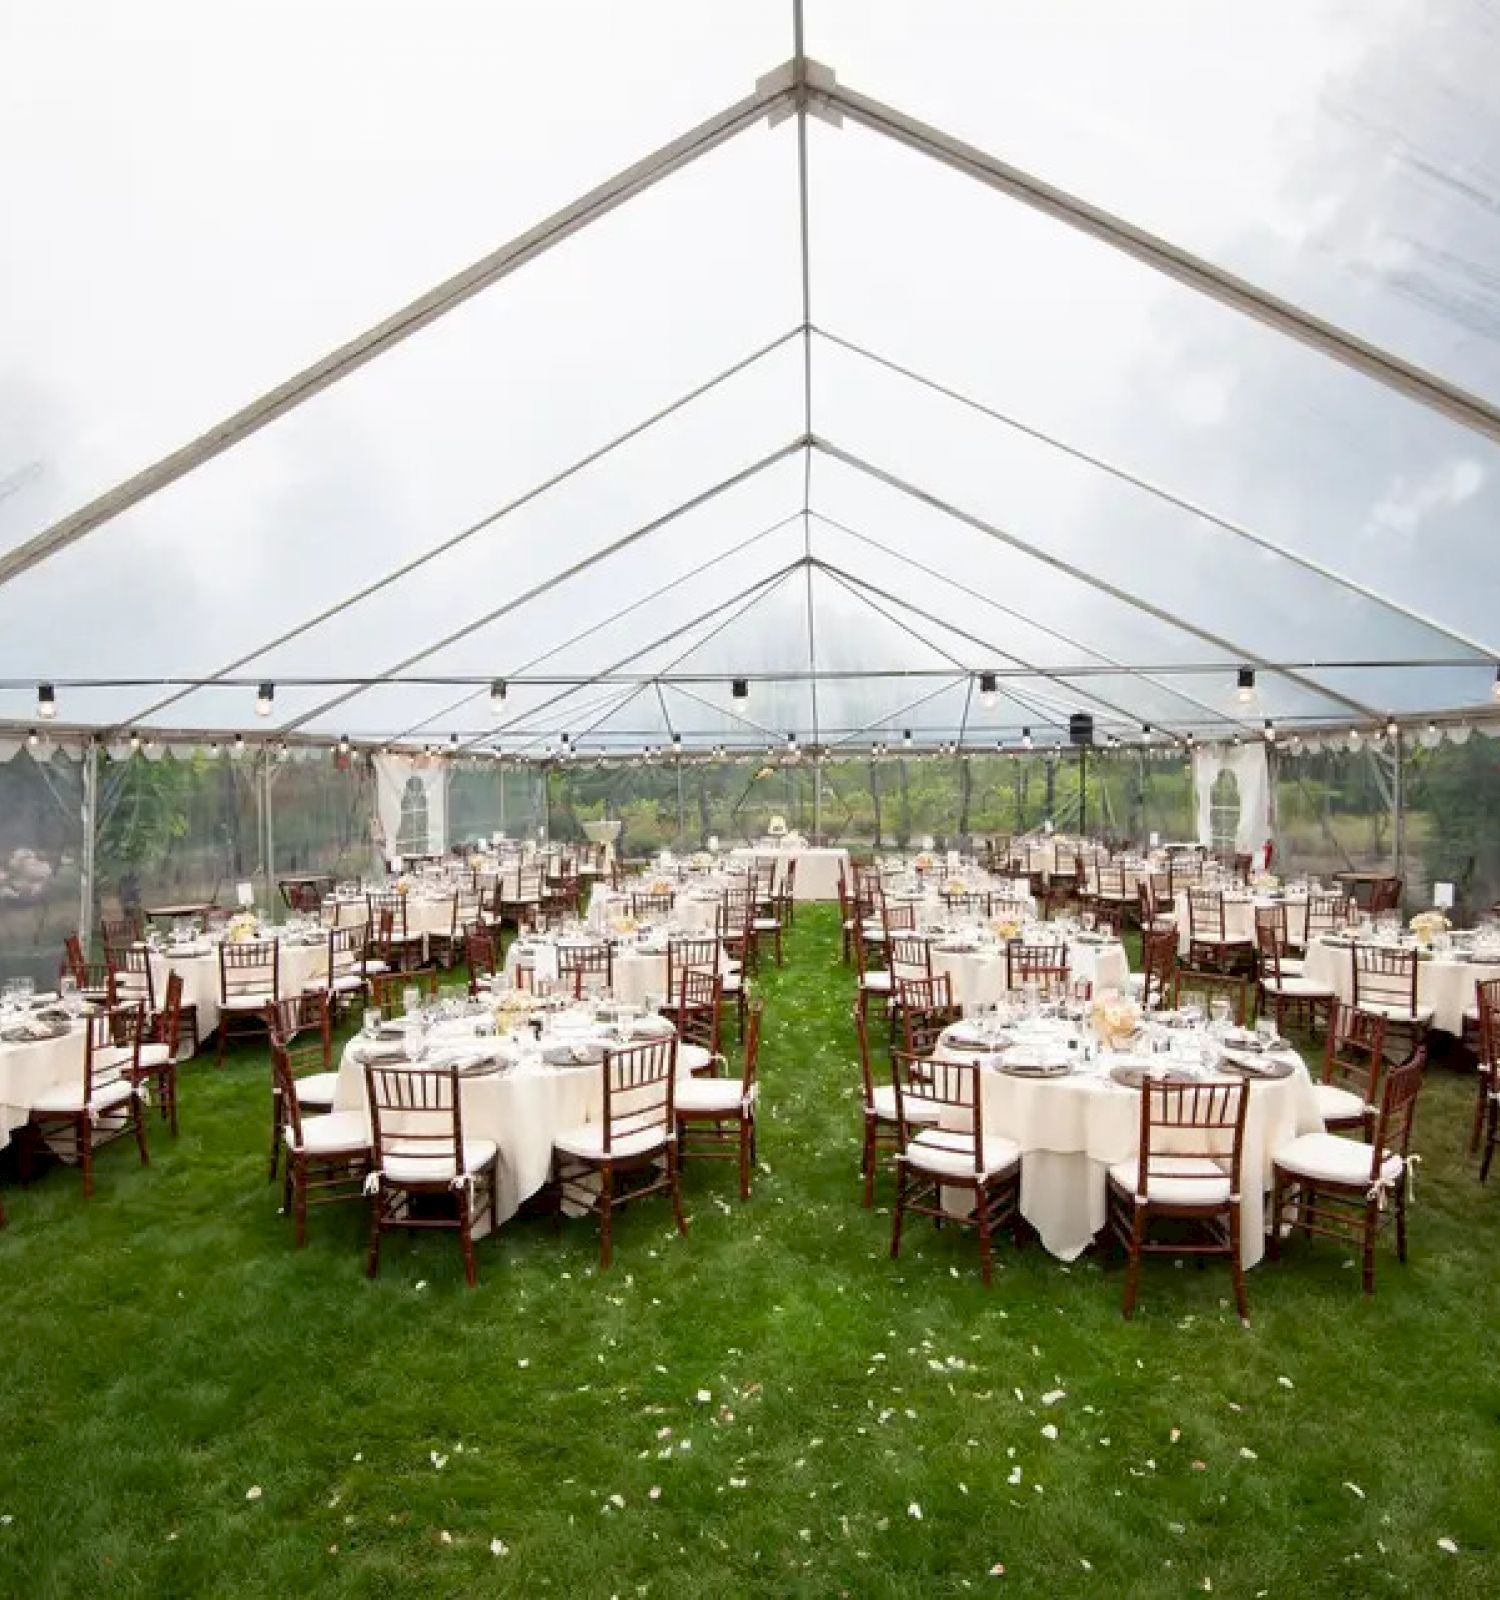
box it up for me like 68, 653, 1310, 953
1, 0, 1499, 753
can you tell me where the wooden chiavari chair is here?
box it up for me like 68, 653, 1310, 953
216, 939, 280, 1065
853, 1006, 935, 1208
1470, 977, 1500, 1163
365, 1063, 499, 1287
132, 970, 185, 1137
1366, 876, 1403, 916
313, 924, 370, 1018
105, 941, 157, 1018
1253, 903, 1304, 974
1005, 940, 1069, 999
1093, 865, 1132, 934
426, 890, 464, 969
750, 867, 785, 966
61, 933, 112, 1006
851, 922, 892, 1027
368, 965, 441, 1017
666, 936, 719, 1006
1185, 888, 1251, 973
25, 1003, 148, 1197
836, 870, 858, 964
269, 1024, 369, 1247
670, 967, 722, 1075
1350, 943, 1432, 1054
558, 939, 614, 1000
1173, 964, 1251, 1027
675, 997, 762, 1199
367, 890, 417, 972
1131, 925, 1179, 1013
718, 886, 758, 978
549, 1036, 686, 1271
465, 924, 499, 997
1255, 920, 1333, 1035
100, 911, 144, 949
889, 1049, 1022, 1286
263, 991, 336, 1180
1316, 1000, 1386, 1137
895, 972, 961, 1056
1305, 892, 1355, 941
1269, 1051, 1425, 1295
1107, 1077, 1249, 1320
629, 890, 676, 919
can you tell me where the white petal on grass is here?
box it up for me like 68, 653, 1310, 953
1343, 1483, 1366, 1500
490, 1539, 510, 1556
1041, 1390, 1066, 1407
244, 1487, 262, 1502
908, 1502, 923, 1520
1040, 1424, 1059, 1441
1438, 1538, 1459, 1554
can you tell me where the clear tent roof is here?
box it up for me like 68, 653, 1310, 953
3, 0, 1500, 752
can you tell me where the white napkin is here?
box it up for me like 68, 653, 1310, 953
531, 943, 559, 984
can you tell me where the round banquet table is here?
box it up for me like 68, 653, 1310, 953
0, 1017, 87, 1151
925, 935, 1130, 1011
1173, 892, 1310, 957
332, 1011, 692, 1230
586, 884, 722, 935
1300, 936, 1500, 1036
931, 1033, 1322, 1266
149, 936, 329, 1044
728, 845, 850, 902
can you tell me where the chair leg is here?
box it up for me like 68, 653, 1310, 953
598, 1165, 614, 1272
365, 1188, 383, 1279
1229, 1208, 1248, 1322
216, 1020, 226, 1068
668, 1144, 688, 1237
78, 1117, 93, 1199
132, 1094, 150, 1169
1122, 1211, 1145, 1319
1361, 1202, 1378, 1295
268, 1093, 283, 1182
293, 1163, 308, 1248
1395, 1174, 1409, 1264
1470, 1078, 1489, 1155
976, 1188, 994, 1288
889, 1166, 906, 1260
738, 1114, 752, 1201
1268, 1175, 1286, 1260
459, 1189, 478, 1288
860, 1118, 876, 1209
1482, 1101, 1498, 1183
165, 1067, 179, 1137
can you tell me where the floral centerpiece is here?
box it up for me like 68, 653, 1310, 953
766, 814, 788, 838
1090, 991, 1142, 1049
1410, 910, 1450, 947
226, 911, 261, 944
988, 916, 1023, 943
913, 851, 934, 872
1250, 872, 1281, 892
395, 874, 413, 896
943, 878, 968, 897
690, 850, 713, 870
649, 878, 675, 897
493, 989, 538, 1034
609, 913, 639, 938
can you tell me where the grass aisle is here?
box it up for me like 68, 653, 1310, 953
1, 905, 1498, 1596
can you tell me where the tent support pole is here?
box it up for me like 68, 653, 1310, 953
78, 740, 97, 947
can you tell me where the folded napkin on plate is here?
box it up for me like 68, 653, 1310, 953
1, 1016, 68, 1043
542, 1040, 605, 1066
1222, 1050, 1278, 1076
630, 1014, 674, 1039
357, 1041, 409, 1064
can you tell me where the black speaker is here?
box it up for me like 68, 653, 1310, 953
1068, 712, 1094, 748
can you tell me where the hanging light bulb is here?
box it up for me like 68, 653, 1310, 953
256, 682, 274, 717
1385, 717, 1399, 741
1141, 724, 1152, 743
1263, 718, 1276, 743
232, 733, 245, 759
1426, 720, 1437, 738
490, 678, 507, 713
732, 678, 749, 701
902, 729, 913, 749
1236, 667, 1256, 704
1021, 726, 1032, 751
672, 733, 682, 751
129, 730, 141, 752
978, 671, 998, 709
27, 728, 39, 750
786, 731, 797, 754
338, 734, 351, 756
1349, 727, 1361, 749
37, 683, 56, 720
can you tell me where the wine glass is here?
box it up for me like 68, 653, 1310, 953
59, 974, 81, 1020
1209, 996, 1232, 1036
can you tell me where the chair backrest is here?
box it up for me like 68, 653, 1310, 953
892, 1049, 985, 1172
667, 936, 719, 1005
895, 972, 959, 1054
326, 924, 365, 986
366, 1063, 464, 1184
1476, 976, 1500, 1071
1323, 999, 1385, 1105
264, 990, 332, 1067
558, 940, 613, 998
1005, 939, 1068, 994
106, 942, 156, 1011
100, 911, 144, 948
1369, 1050, 1425, 1176
1367, 876, 1403, 916
282, 881, 323, 915
673, 966, 722, 1055
881, 901, 916, 938
629, 890, 675, 918
1305, 892, 1353, 938
465, 925, 498, 994
737, 998, 764, 1098
154, 970, 185, 1059
599, 1037, 677, 1155
1254, 918, 1292, 984
1350, 944, 1419, 1014
84, 1002, 144, 1105
1098, 865, 1127, 900
219, 939, 280, 1004
1187, 888, 1225, 943
1138, 925, 1178, 1011
888, 935, 932, 983
852, 1004, 879, 1110
432, 890, 460, 939
367, 890, 408, 941
778, 859, 798, 901
369, 967, 440, 1014
1128, 1079, 1247, 1202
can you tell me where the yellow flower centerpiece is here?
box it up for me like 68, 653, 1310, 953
494, 990, 537, 1035
226, 911, 260, 944
944, 878, 968, 897
1090, 992, 1142, 1049
649, 878, 674, 897
609, 913, 639, 937
989, 916, 1022, 943
1250, 872, 1281, 892
1409, 910, 1450, 947
913, 852, 934, 872
395, 874, 413, 896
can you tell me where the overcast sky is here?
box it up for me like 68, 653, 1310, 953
2, 0, 1499, 747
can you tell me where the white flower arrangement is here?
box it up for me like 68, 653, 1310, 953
226, 911, 261, 944
1409, 910, 1450, 945
1250, 872, 1281, 892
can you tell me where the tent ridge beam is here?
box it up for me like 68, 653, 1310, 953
3, 78, 797, 593
817, 71, 1500, 446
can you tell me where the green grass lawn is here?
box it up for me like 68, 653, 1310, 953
1, 905, 1498, 1597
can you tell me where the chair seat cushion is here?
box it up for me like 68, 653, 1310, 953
553, 1123, 669, 1163
1313, 1083, 1368, 1124
1463, 1003, 1479, 1024
361, 959, 390, 975
1274, 1130, 1402, 1188
137, 1042, 172, 1069
870, 1083, 941, 1124
287, 1109, 369, 1157
221, 993, 275, 1012
1275, 956, 1306, 976
752, 918, 781, 933
294, 1071, 340, 1108
903, 1127, 1021, 1181
1263, 975, 1334, 999
678, 1043, 715, 1074
381, 1138, 498, 1185
675, 1076, 752, 1115
32, 1077, 135, 1116
860, 971, 892, 993
1355, 1001, 1434, 1025
720, 971, 743, 994
1108, 1155, 1233, 1207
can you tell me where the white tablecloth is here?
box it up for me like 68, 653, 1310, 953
152, 939, 329, 1043
1173, 894, 1309, 957
586, 884, 722, 935
927, 938, 1130, 1011
0, 1023, 87, 1149
1300, 938, 1500, 1036
332, 1021, 691, 1229
729, 846, 850, 901
931, 1044, 1321, 1266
